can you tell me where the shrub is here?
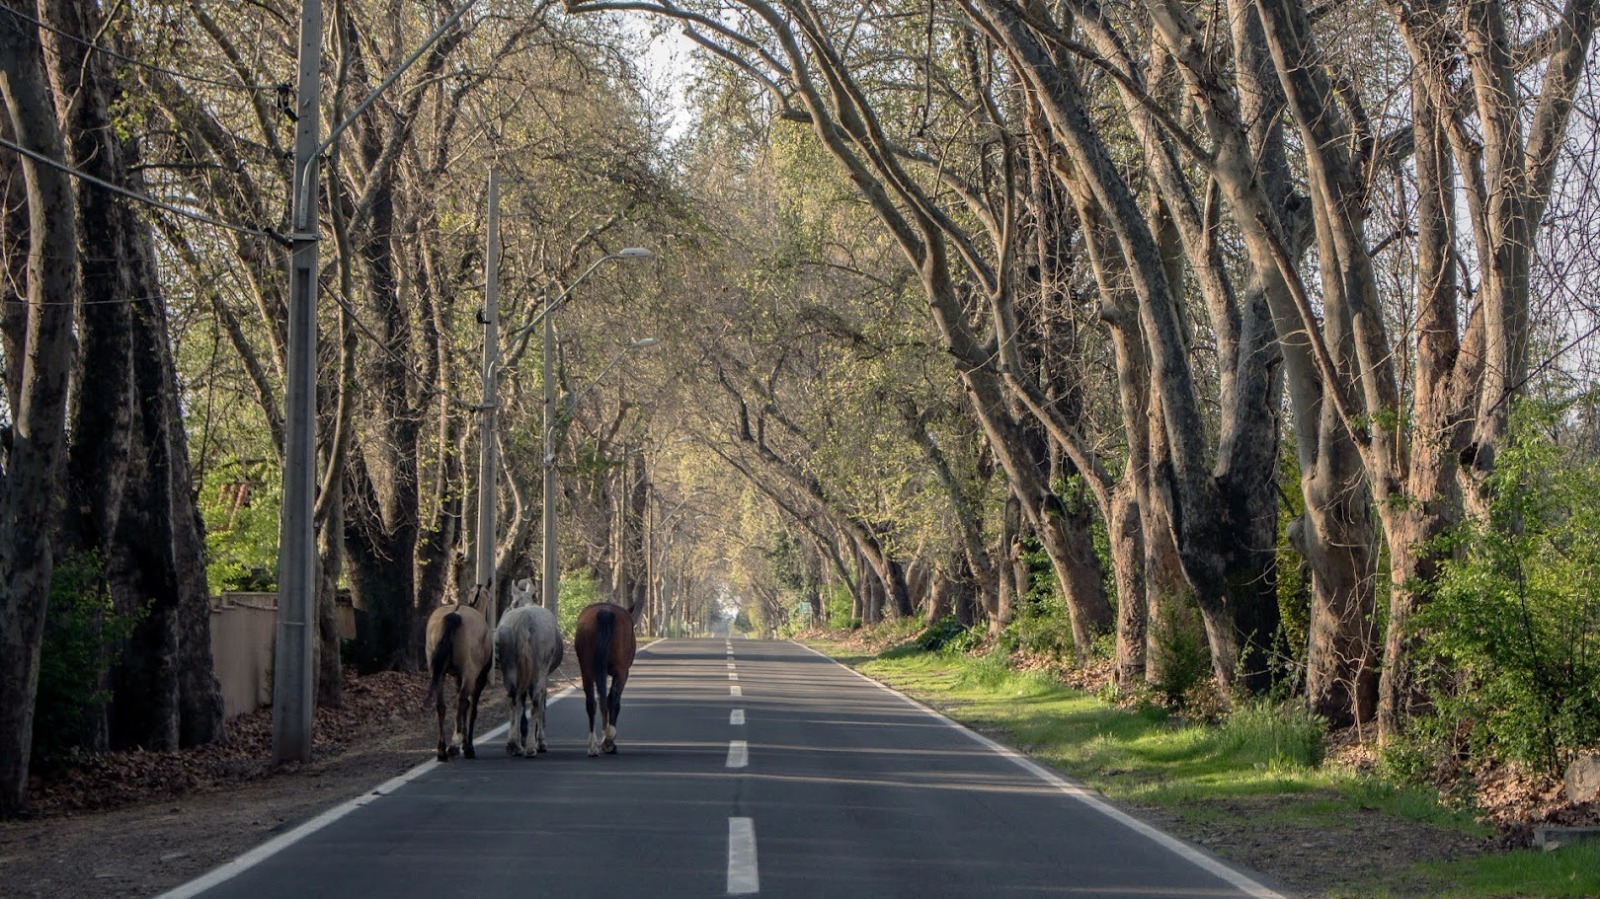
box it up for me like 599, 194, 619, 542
823, 583, 853, 626
913, 615, 970, 652
1419, 403, 1600, 776
557, 571, 605, 638
1003, 574, 1077, 660
1148, 597, 1212, 709
33, 553, 143, 766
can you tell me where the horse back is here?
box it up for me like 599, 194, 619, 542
496, 604, 560, 689
431, 602, 491, 674
575, 602, 636, 677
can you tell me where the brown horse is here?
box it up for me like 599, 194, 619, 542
573, 602, 637, 756
424, 588, 493, 762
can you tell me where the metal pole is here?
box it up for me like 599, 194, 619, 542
541, 306, 559, 618
273, 0, 322, 765
527, 249, 651, 620
474, 169, 500, 620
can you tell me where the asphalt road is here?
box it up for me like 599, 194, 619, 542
162, 638, 1286, 899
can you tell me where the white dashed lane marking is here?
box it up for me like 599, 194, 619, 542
727, 817, 759, 895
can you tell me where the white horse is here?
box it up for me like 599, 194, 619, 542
494, 578, 564, 757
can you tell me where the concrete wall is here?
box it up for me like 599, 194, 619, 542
209, 592, 357, 719
209, 593, 277, 720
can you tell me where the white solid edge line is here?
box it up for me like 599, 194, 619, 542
791, 642, 1287, 899
727, 816, 760, 895
155, 685, 578, 899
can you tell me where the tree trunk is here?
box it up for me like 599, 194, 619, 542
0, 0, 77, 813
37, 0, 224, 751
316, 484, 345, 708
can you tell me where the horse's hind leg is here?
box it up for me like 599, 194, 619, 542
582, 678, 600, 757
532, 674, 549, 753
435, 686, 450, 762
505, 688, 524, 757
462, 663, 490, 760
601, 673, 627, 754
447, 677, 466, 759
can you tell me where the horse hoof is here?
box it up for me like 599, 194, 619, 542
463, 746, 476, 760
505, 743, 518, 757
446, 745, 461, 760
437, 749, 450, 762
587, 747, 600, 758
536, 743, 548, 754
602, 741, 617, 755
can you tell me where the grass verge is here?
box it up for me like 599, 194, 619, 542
808, 638, 1600, 899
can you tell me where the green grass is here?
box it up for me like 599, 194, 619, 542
1414, 844, 1600, 898
803, 638, 1600, 897
854, 647, 1383, 810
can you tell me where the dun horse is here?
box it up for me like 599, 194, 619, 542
424, 586, 493, 761
494, 578, 564, 757
573, 601, 637, 756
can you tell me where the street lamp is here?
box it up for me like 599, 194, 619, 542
473, 246, 653, 622
543, 334, 659, 620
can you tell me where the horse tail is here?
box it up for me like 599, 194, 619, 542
593, 606, 615, 708
428, 612, 462, 705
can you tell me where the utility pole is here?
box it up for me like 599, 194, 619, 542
527, 248, 653, 620
474, 169, 501, 621
272, 0, 322, 765
541, 300, 558, 618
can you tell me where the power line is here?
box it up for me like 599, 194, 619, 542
3, 294, 172, 307
0, 135, 287, 246
2, 7, 283, 92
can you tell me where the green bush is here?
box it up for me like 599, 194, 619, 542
823, 583, 853, 626
1148, 597, 1212, 709
557, 571, 605, 638
200, 470, 279, 592
33, 553, 143, 766
1001, 565, 1078, 660
1419, 403, 1600, 776
913, 615, 969, 652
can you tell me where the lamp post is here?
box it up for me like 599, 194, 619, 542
473, 170, 501, 609
543, 334, 658, 619
477, 246, 652, 620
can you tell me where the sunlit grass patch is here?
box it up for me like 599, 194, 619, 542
1411, 843, 1600, 898
843, 642, 1484, 822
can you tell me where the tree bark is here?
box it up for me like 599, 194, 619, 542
0, 0, 77, 813
39, 0, 224, 748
